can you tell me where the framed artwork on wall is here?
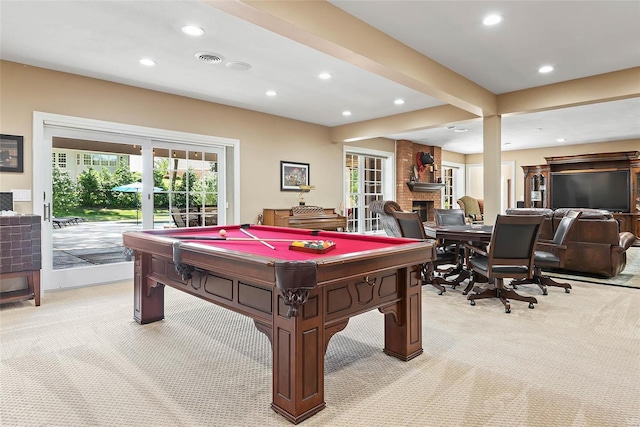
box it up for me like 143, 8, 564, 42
0, 134, 24, 173
280, 161, 310, 191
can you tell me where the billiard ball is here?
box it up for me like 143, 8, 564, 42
219, 229, 227, 237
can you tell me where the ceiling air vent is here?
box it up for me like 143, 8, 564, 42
194, 52, 224, 64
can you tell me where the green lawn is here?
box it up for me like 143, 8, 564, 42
56, 207, 170, 222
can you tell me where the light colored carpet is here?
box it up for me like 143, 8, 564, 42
1, 279, 639, 427
547, 246, 640, 289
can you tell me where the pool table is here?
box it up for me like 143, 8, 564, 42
122, 224, 433, 424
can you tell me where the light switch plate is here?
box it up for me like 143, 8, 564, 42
10, 189, 31, 202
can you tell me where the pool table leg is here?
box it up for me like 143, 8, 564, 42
133, 251, 165, 324
270, 288, 325, 424
382, 266, 423, 361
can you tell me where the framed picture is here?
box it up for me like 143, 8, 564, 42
280, 161, 310, 191
0, 134, 24, 173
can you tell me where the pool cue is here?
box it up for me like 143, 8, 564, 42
174, 236, 299, 243
239, 227, 276, 250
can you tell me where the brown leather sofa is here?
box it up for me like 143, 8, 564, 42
505, 208, 636, 278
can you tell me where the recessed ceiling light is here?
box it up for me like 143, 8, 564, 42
342, 110, 352, 116
446, 126, 457, 130
181, 25, 204, 37
503, 142, 511, 145
265, 90, 277, 97
318, 72, 332, 80
483, 14, 502, 26
557, 138, 566, 142
539, 65, 554, 73
139, 58, 156, 66
226, 61, 251, 71
394, 99, 405, 105
454, 128, 468, 133
534, 127, 543, 131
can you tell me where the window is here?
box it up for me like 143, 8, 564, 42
57, 152, 67, 168
344, 147, 394, 233
84, 154, 92, 166
52, 151, 67, 168
443, 167, 454, 209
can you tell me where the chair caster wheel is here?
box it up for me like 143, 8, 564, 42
505, 308, 511, 313
528, 302, 535, 309
470, 300, 475, 306
565, 289, 570, 293
543, 290, 548, 296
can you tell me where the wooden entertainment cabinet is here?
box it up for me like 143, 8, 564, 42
522, 151, 640, 239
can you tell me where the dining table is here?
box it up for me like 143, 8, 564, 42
424, 223, 493, 294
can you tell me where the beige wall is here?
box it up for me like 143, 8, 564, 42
0, 61, 393, 222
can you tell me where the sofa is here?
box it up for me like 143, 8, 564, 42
505, 207, 636, 278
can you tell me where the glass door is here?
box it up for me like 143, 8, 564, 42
45, 129, 148, 290
150, 143, 224, 230
344, 149, 393, 233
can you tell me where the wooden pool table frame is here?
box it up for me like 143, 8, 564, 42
123, 226, 433, 424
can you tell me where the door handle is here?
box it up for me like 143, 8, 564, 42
43, 202, 51, 221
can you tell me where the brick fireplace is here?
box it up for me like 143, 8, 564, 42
395, 140, 443, 222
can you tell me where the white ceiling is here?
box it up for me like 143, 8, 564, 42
1, 0, 639, 154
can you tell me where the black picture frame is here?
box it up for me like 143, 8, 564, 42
280, 161, 310, 191
0, 134, 24, 173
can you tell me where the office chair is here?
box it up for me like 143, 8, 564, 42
432, 208, 466, 279
465, 214, 544, 313
392, 210, 456, 295
511, 210, 582, 294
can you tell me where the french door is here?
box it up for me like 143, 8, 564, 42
343, 146, 394, 233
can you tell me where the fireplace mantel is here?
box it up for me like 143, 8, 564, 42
406, 181, 445, 192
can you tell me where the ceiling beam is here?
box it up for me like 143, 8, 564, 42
330, 105, 478, 143
498, 67, 640, 115
204, 0, 497, 117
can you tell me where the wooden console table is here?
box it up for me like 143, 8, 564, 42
0, 215, 41, 306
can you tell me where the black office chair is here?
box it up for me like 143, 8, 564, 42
511, 210, 582, 294
432, 208, 466, 278
434, 208, 466, 226
392, 210, 456, 295
466, 214, 544, 313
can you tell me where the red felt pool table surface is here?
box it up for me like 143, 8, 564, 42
122, 224, 433, 424
168, 224, 411, 260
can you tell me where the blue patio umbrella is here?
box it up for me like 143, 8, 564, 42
111, 182, 163, 224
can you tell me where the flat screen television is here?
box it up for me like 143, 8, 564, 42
551, 170, 630, 212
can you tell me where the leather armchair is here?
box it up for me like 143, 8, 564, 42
457, 196, 484, 223
369, 200, 402, 237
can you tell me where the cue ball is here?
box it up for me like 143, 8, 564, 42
219, 229, 227, 237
